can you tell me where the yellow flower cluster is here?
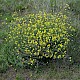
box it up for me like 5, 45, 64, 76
5, 11, 75, 66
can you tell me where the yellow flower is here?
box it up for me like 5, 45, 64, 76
6, 18, 7, 20
57, 55, 61, 58
18, 44, 20, 47
52, 36, 56, 40
47, 44, 50, 47
15, 41, 18, 44
28, 24, 30, 26
54, 55, 56, 59
59, 44, 63, 48
34, 52, 36, 55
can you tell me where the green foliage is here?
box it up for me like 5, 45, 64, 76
4, 11, 75, 67
0, 30, 8, 40
67, 28, 80, 63
69, 0, 80, 15
0, 46, 9, 72
16, 74, 25, 80
0, 57, 8, 73
0, 0, 34, 13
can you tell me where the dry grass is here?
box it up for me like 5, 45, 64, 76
0, 64, 80, 80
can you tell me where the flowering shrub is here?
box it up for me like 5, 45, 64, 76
5, 12, 75, 67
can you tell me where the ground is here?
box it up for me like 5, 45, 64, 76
0, 63, 80, 80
